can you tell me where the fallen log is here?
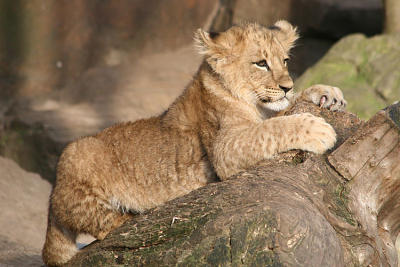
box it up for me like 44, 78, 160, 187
66, 101, 400, 267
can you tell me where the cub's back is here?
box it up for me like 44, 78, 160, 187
94, 116, 217, 205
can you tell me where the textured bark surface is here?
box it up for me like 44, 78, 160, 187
66, 101, 400, 267
329, 102, 400, 266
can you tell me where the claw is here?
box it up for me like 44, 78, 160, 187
319, 95, 327, 107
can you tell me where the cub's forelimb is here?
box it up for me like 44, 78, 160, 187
213, 84, 346, 180
212, 112, 336, 179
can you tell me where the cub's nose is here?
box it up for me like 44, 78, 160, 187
279, 85, 292, 93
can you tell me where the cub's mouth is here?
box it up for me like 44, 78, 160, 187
256, 87, 288, 104
259, 95, 287, 103
255, 86, 293, 107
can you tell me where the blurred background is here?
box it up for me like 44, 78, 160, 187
0, 0, 399, 266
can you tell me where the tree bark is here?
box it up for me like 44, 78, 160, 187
66, 101, 400, 267
383, 0, 400, 34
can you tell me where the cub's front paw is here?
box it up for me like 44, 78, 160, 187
290, 113, 337, 154
302, 84, 347, 111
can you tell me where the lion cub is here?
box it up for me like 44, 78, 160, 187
43, 20, 346, 266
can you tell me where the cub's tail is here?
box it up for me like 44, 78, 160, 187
42, 214, 77, 267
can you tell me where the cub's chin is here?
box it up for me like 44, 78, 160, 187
261, 97, 290, 111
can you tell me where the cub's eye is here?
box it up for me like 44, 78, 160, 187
253, 60, 270, 70
284, 58, 289, 67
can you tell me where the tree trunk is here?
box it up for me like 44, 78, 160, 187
66, 101, 400, 267
383, 0, 400, 33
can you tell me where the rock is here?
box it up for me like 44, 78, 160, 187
0, 117, 63, 183
295, 33, 400, 119
0, 156, 51, 266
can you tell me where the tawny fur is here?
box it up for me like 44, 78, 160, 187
42, 21, 346, 266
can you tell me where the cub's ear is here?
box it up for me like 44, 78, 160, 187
194, 29, 225, 58
271, 20, 299, 51
194, 29, 214, 55
194, 28, 235, 71
194, 29, 233, 60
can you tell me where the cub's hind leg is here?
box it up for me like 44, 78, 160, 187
42, 212, 78, 267
42, 137, 133, 266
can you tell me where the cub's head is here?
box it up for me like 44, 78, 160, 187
195, 21, 299, 111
